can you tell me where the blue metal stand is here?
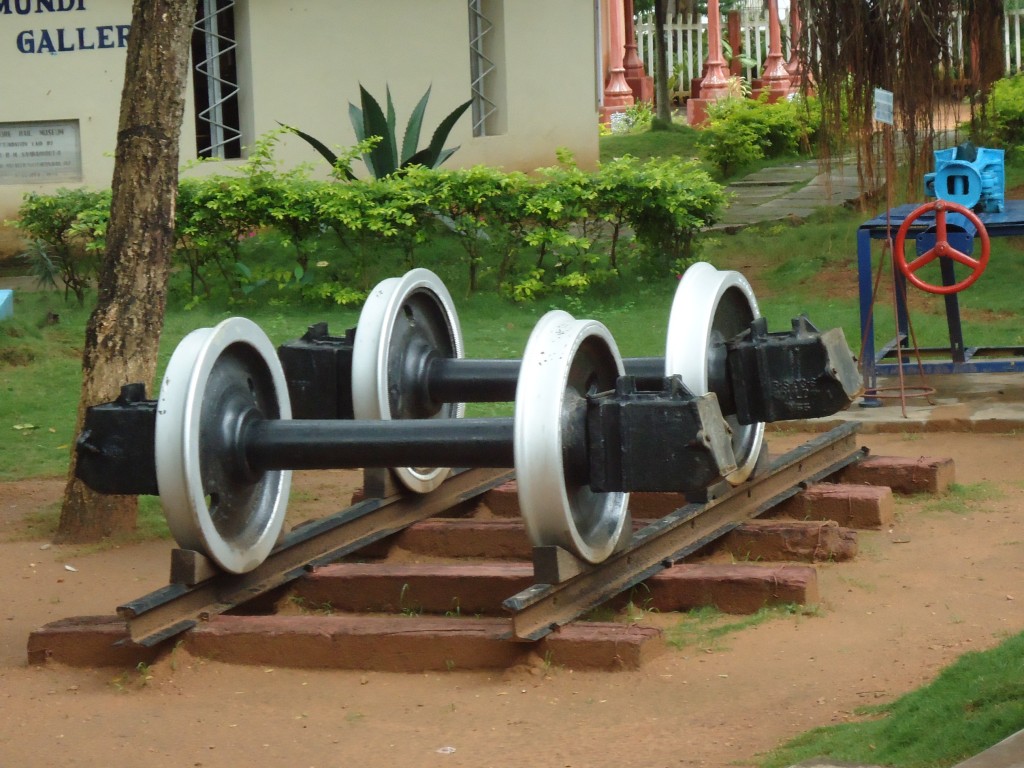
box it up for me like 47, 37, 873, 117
858, 200, 1024, 399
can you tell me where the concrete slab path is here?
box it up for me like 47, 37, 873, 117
712, 159, 866, 231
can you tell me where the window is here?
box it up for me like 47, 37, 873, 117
468, 0, 506, 137
192, 0, 242, 159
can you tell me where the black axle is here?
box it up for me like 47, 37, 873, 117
77, 376, 734, 498
245, 418, 515, 471
417, 356, 665, 405
278, 322, 664, 419
278, 316, 860, 424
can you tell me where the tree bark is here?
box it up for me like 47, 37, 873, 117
56, 0, 195, 543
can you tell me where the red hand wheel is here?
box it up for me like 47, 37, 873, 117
893, 200, 990, 295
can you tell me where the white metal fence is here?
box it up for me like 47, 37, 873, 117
634, 10, 782, 99
1006, 8, 1024, 74
636, 7, 1024, 99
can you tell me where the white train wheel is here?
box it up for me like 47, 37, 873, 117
665, 262, 765, 485
351, 269, 465, 493
155, 317, 292, 574
514, 310, 630, 565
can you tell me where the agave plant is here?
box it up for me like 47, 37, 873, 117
287, 84, 471, 180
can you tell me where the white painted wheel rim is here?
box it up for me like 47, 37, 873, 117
514, 310, 629, 565
665, 262, 765, 485
155, 317, 292, 574
352, 269, 465, 493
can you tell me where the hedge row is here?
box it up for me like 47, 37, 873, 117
11, 138, 727, 307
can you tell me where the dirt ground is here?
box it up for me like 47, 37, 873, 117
0, 430, 1022, 768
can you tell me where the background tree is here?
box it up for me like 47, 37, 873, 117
56, 0, 195, 542
802, 0, 1005, 199
653, 0, 673, 122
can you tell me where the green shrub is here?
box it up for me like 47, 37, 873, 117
11, 188, 109, 305
619, 156, 727, 273
420, 165, 525, 293
622, 100, 655, 133
15, 134, 727, 306
173, 176, 256, 303
700, 103, 768, 176
517, 157, 600, 298
699, 94, 817, 176
976, 74, 1024, 150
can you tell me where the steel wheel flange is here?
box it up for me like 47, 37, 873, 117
352, 268, 466, 493
155, 317, 292, 574
514, 310, 630, 564
665, 262, 765, 485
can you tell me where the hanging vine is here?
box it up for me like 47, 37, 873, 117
801, 0, 1004, 201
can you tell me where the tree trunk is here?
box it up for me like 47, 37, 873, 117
966, 0, 1005, 129
56, 0, 195, 543
654, 0, 672, 122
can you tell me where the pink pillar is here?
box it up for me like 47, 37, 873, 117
622, 0, 654, 102
699, 0, 730, 100
785, 0, 810, 87
727, 10, 743, 77
759, 0, 792, 100
602, 0, 635, 122
686, 0, 730, 125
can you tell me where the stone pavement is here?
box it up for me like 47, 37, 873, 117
712, 159, 865, 231
713, 123, 970, 231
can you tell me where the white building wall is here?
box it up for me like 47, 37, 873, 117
0, 1, 144, 218
454, 0, 602, 172
0, 0, 600, 223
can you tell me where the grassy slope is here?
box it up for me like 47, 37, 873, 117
762, 631, 1024, 768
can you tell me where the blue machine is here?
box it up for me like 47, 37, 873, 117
857, 201, 1024, 401
923, 142, 1005, 213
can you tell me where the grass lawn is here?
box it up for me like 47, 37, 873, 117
599, 122, 702, 163
6, 132, 1024, 477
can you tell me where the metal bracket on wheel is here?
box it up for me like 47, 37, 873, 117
169, 549, 218, 587
361, 467, 405, 500
532, 546, 591, 584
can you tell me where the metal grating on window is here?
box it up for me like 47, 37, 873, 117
468, 0, 497, 137
193, 0, 241, 159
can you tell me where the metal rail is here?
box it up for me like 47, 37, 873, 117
118, 423, 865, 648
504, 422, 866, 641
118, 467, 514, 646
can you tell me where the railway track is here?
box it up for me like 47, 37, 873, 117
29, 422, 957, 671
80, 424, 862, 651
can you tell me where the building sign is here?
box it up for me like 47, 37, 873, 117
874, 88, 894, 126
2, 1, 131, 55
0, 120, 82, 184
0, 0, 85, 11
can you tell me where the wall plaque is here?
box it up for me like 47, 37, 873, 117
0, 120, 82, 184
